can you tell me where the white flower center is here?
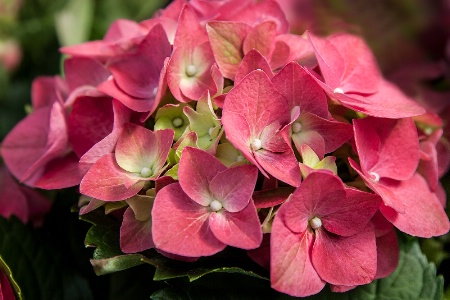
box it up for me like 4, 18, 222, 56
251, 139, 262, 151
423, 127, 433, 135
210, 200, 223, 212
292, 122, 302, 133
333, 87, 344, 94
172, 117, 184, 128
140, 167, 153, 178
369, 171, 380, 183
185, 64, 197, 77
152, 87, 158, 96
309, 217, 322, 229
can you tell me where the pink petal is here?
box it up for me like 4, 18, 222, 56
254, 148, 301, 187
31, 76, 66, 109
272, 62, 329, 118
271, 213, 325, 297
209, 165, 258, 212
252, 187, 294, 209
234, 49, 273, 84
120, 207, 155, 253
80, 153, 144, 201
243, 21, 277, 58
64, 57, 110, 93
375, 229, 399, 279
0, 269, 16, 300
354, 117, 419, 181
0, 166, 29, 222
68, 96, 114, 157
151, 183, 226, 257
292, 129, 325, 159
1, 102, 68, 186
173, 4, 209, 50
209, 200, 262, 249
109, 24, 170, 100
178, 147, 227, 206
33, 153, 82, 189
312, 225, 377, 286
206, 21, 252, 80
378, 173, 449, 237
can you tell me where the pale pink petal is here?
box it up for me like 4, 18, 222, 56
312, 225, 377, 286
152, 183, 226, 257
209, 165, 258, 212
178, 147, 227, 206
80, 154, 144, 201
209, 200, 262, 249
115, 124, 159, 173
120, 207, 155, 253
271, 214, 325, 297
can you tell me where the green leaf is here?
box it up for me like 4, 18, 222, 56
0, 217, 93, 300
81, 209, 146, 275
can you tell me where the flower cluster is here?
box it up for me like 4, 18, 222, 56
1, 0, 449, 297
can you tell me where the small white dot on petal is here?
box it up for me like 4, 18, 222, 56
369, 171, 380, 183
210, 200, 223, 212
251, 139, 262, 151
152, 87, 158, 96
140, 167, 153, 178
172, 117, 183, 128
333, 87, 344, 94
309, 217, 322, 229
424, 127, 433, 135
186, 65, 197, 77
292, 122, 302, 133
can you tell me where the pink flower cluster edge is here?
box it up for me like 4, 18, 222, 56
1, 0, 449, 297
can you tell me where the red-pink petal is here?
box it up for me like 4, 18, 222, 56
209, 165, 258, 212
120, 207, 155, 253
209, 200, 262, 249
152, 183, 226, 257
178, 147, 227, 206
312, 225, 377, 286
375, 229, 399, 279
33, 153, 82, 189
254, 148, 301, 187
271, 214, 325, 297
235, 49, 273, 84
243, 21, 277, 58
80, 154, 144, 201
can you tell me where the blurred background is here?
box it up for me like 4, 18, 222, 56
0, 0, 449, 298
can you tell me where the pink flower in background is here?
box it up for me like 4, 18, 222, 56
271, 171, 381, 297
152, 147, 262, 257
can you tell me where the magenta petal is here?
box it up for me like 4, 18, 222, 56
209, 165, 258, 212
1, 102, 68, 186
379, 173, 449, 237
209, 201, 262, 249
31, 76, 66, 109
0, 166, 29, 222
178, 147, 227, 206
312, 225, 377, 286
34, 153, 82, 189
120, 207, 155, 253
64, 57, 110, 92
80, 154, 144, 201
68, 96, 114, 157
271, 216, 325, 297
354, 117, 419, 181
152, 183, 226, 257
